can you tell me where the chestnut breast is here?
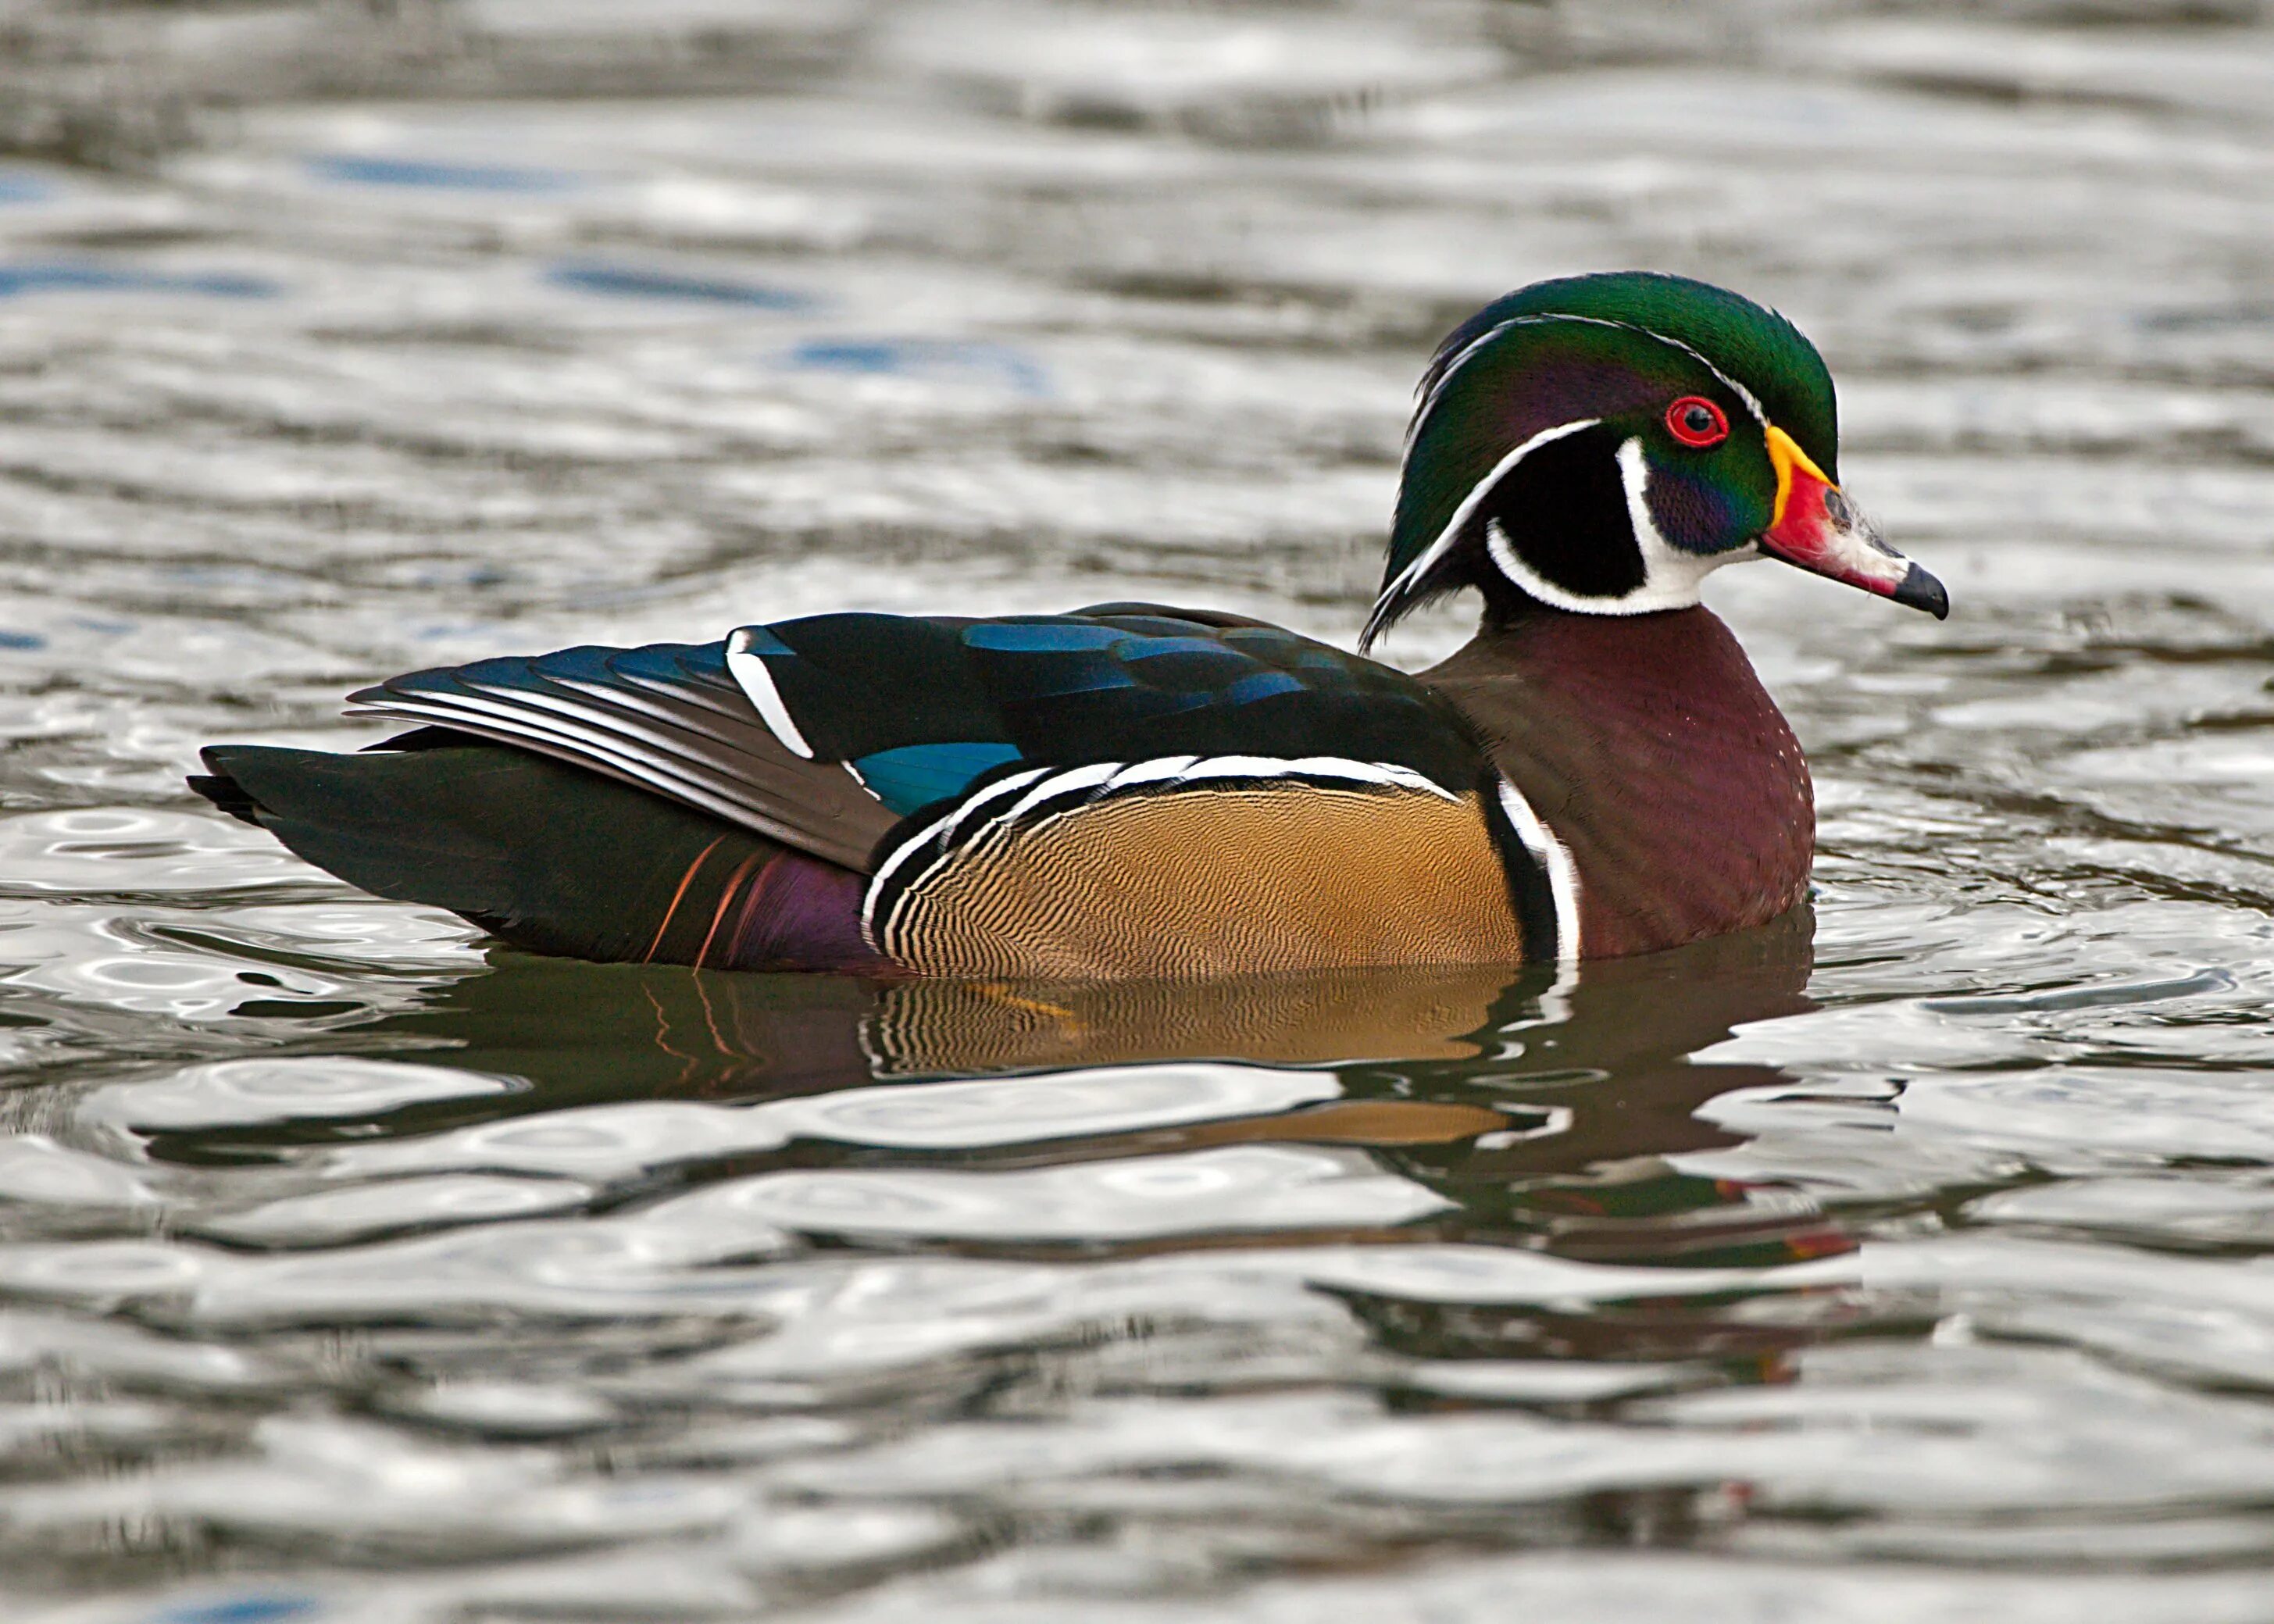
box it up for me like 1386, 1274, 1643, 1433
1422, 606, 1812, 958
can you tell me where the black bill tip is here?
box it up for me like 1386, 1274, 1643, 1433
1893, 562, 1950, 620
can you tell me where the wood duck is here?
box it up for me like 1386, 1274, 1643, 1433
193, 272, 1946, 979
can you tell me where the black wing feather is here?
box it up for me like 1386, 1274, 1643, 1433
742, 609, 1487, 792
335, 609, 1490, 880
347, 642, 894, 871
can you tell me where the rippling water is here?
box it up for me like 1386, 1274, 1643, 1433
4, 1, 2274, 1618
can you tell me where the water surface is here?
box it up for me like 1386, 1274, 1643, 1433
5, 2, 2274, 1619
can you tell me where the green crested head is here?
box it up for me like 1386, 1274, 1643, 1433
1362, 271, 1942, 648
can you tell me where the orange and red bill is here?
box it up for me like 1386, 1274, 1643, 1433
1759, 426, 1947, 619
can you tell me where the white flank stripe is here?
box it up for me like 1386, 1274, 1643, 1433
862, 766, 1052, 944
1105, 755, 1201, 791
1178, 755, 1459, 801
861, 833, 935, 943
724, 628, 815, 760
997, 760, 1119, 826
941, 766, 1051, 842
860, 755, 1465, 951
868, 767, 1047, 900
1495, 779, 1583, 963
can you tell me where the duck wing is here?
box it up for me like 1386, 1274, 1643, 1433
341, 607, 1554, 974
345, 640, 894, 872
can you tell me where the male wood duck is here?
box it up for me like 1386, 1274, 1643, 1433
193, 272, 1946, 979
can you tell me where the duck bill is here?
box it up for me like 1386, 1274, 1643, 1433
1759, 426, 1947, 619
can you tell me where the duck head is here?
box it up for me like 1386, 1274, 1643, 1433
1361, 272, 1947, 648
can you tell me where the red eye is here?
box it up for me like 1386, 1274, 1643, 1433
1665, 396, 1729, 448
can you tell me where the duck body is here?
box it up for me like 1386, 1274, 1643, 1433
201, 605, 1555, 976
194, 273, 1940, 978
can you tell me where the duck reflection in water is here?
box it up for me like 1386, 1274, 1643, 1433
229, 908, 1826, 1278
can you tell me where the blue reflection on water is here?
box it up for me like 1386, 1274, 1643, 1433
2135, 302, 2274, 331
307, 154, 578, 192
0, 168, 55, 203
159, 1594, 320, 1624
547, 261, 815, 309
0, 263, 278, 298
780, 337, 1051, 394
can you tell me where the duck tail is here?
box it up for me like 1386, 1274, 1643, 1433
191, 737, 885, 973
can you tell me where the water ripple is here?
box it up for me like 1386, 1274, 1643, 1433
680, 1145, 1453, 1243
3, 0, 2273, 1615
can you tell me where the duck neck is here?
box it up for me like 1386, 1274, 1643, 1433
1420, 603, 1815, 958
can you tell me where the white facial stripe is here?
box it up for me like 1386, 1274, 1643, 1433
1408, 316, 1524, 447
1495, 780, 1582, 964
1377, 309, 1782, 637
1481, 435, 1753, 616
1528, 313, 1768, 423
1627, 326, 1765, 423
1614, 435, 1758, 607
1386, 418, 1601, 602
724, 630, 814, 760
1364, 417, 1600, 644
1412, 312, 1767, 448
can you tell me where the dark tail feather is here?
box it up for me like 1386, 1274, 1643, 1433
193, 741, 885, 973
187, 769, 262, 825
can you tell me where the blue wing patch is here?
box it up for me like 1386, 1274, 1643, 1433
726, 605, 1487, 796
853, 741, 1023, 816
1221, 670, 1306, 705
961, 621, 1126, 653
